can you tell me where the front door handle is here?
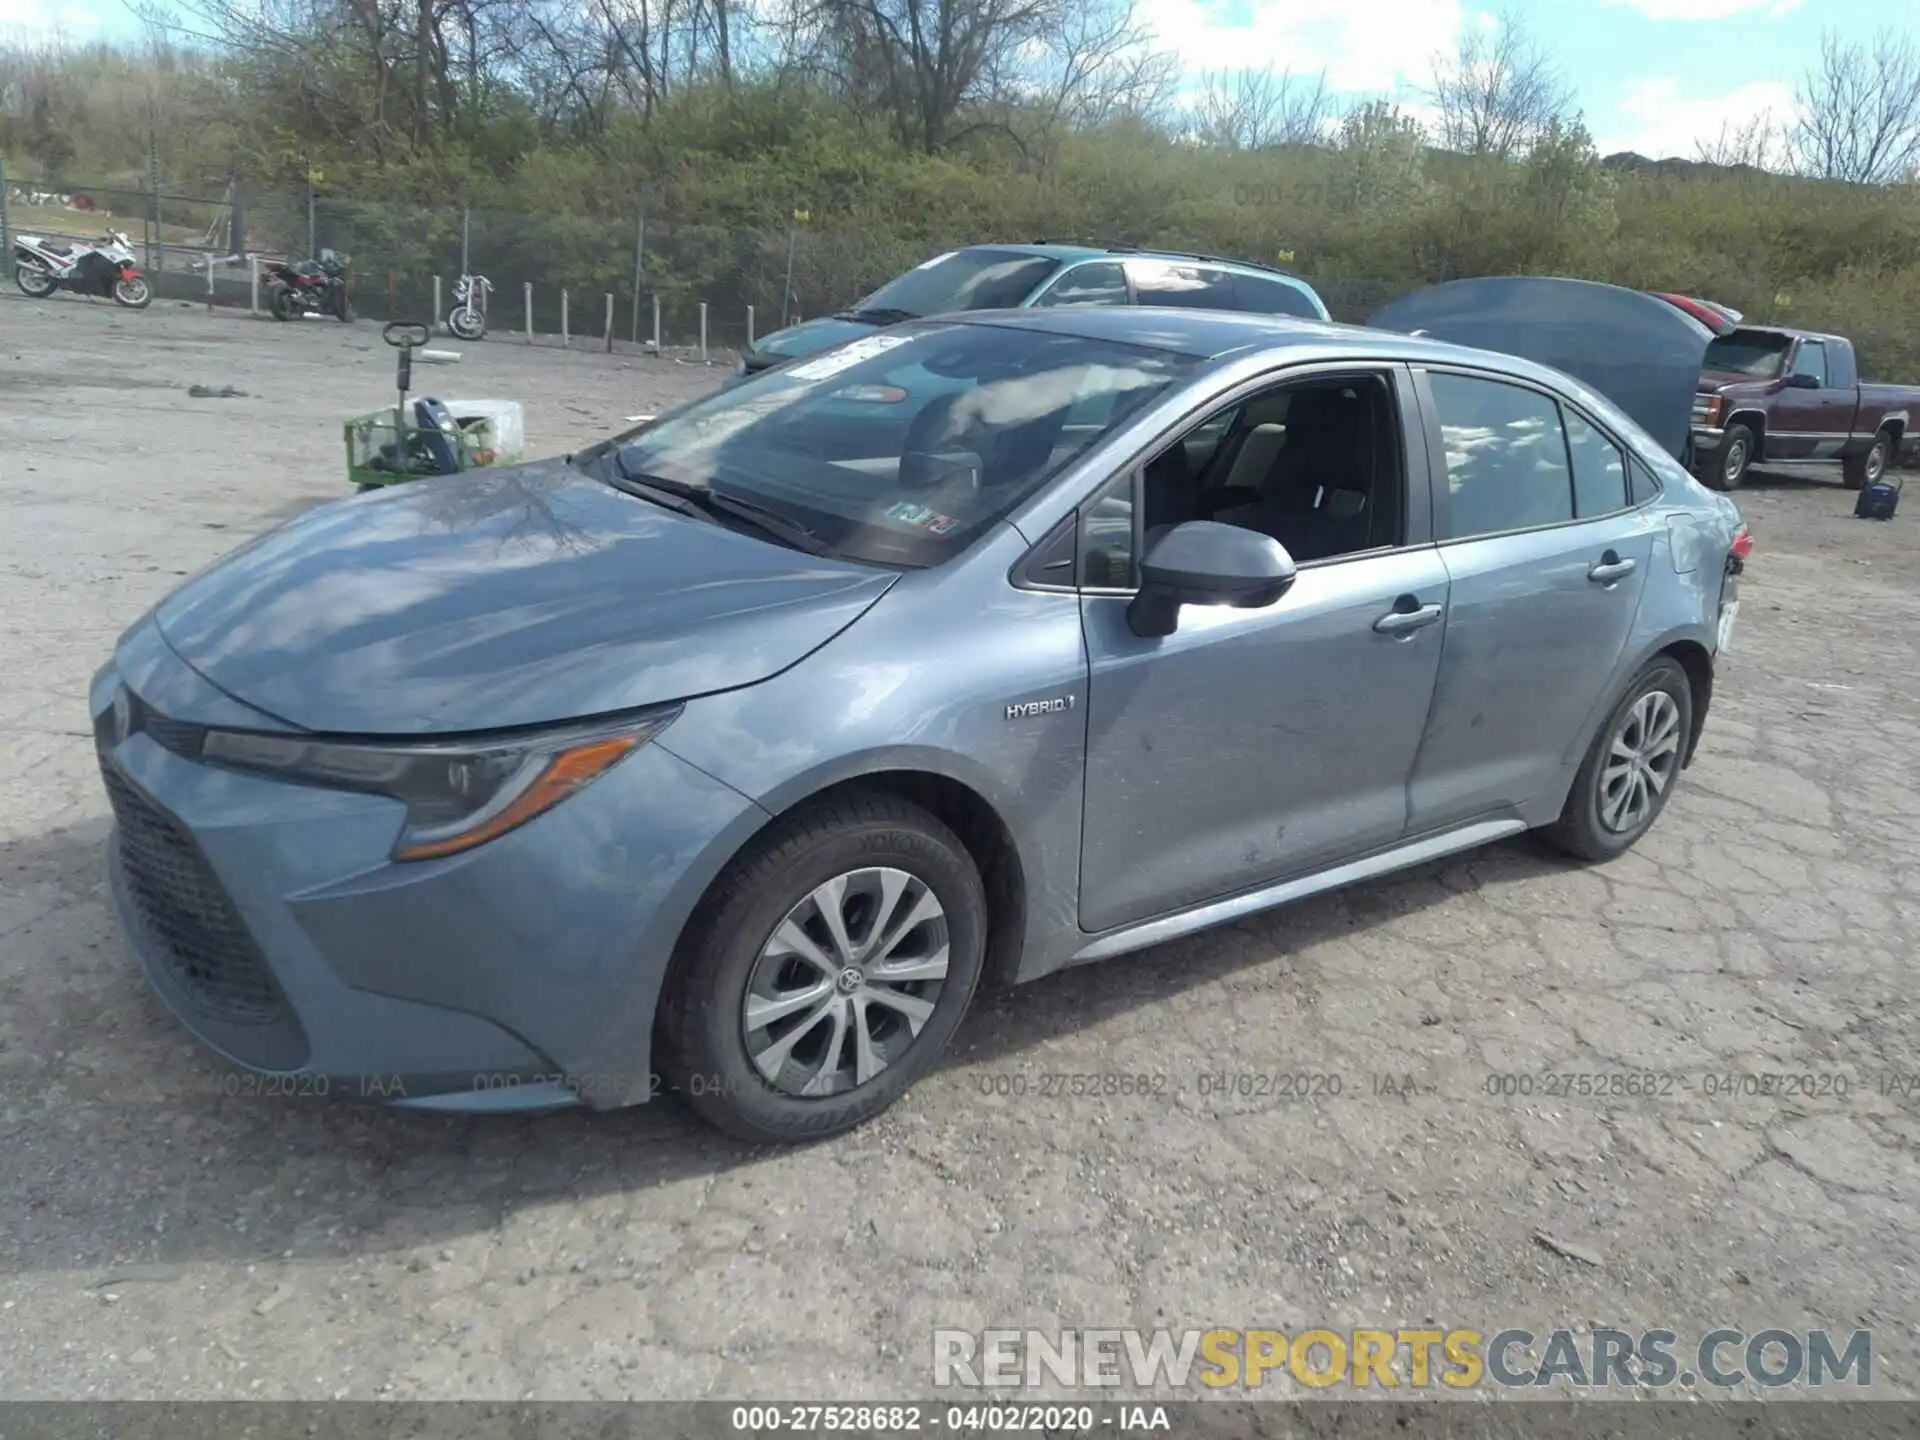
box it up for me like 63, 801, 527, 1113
1373, 602, 1444, 635
1589, 553, 1637, 585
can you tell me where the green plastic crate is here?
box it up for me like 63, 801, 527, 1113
344, 406, 490, 491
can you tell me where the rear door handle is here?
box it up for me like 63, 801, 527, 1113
1373, 602, 1443, 635
1589, 556, 1637, 584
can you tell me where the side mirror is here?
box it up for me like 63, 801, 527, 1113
1783, 372, 1820, 389
1127, 520, 1297, 638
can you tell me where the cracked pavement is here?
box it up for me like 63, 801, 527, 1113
2, 298, 1918, 1402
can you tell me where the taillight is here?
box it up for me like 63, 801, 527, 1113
1730, 524, 1752, 560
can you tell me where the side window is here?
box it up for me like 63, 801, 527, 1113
1034, 262, 1129, 308
1628, 459, 1663, 505
1127, 260, 1236, 310
1427, 372, 1574, 539
1563, 407, 1628, 516
1230, 274, 1321, 318
1789, 341, 1827, 387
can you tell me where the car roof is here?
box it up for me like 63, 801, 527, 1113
956, 242, 1317, 287
942, 305, 1577, 384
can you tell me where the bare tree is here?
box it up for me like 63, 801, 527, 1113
1696, 109, 1778, 170
1427, 9, 1571, 161
1189, 64, 1330, 150
1789, 27, 1920, 185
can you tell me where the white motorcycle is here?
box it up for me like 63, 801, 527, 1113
447, 274, 493, 340
12, 229, 152, 308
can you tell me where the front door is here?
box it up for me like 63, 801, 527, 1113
1075, 365, 1449, 936
1406, 368, 1658, 830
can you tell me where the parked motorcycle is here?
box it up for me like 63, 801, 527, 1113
447, 273, 493, 340
263, 249, 352, 321
12, 230, 151, 308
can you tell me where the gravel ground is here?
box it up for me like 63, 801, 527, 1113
3, 295, 1920, 1405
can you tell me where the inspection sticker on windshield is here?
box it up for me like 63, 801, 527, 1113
785, 333, 913, 382
888, 501, 961, 535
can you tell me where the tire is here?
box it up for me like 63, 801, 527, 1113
267, 282, 292, 321
1842, 431, 1890, 491
447, 306, 485, 341
15, 263, 57, 299
112, 276, 152, 309
657, 791, 988, 1143
1543, 657, 1694, 862
1703, 423, 1753, 491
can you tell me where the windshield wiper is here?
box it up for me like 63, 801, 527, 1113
608, 456, 834, 557
833, 306, 917, 325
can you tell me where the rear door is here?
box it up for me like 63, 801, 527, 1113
1405, 367, 1661, 832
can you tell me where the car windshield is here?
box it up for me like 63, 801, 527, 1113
1704, 329, 1793, 377
850, 250, 1062, 319
610, 322, 1198, 567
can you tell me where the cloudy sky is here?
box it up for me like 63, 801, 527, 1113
1, 0, 1911, 162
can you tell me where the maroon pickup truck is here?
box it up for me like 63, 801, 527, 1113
1689, 325, 1920, 491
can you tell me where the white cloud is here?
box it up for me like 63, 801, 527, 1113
1138, 0, 1467, 96
0, 0, 115, 35
1594, 76, 1798, 162
1602, 0, 1800, 19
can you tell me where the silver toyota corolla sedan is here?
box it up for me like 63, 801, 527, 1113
91, 280, 1749, 1142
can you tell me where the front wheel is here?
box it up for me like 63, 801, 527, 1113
1842, 432, 1890, 491
1703, 423, 1752, 491
112, 275, 152, 309
15, 262, 57, 299
1543, 657, 1694, 862
447, 306, 486, 341
657, 791, 988, 1142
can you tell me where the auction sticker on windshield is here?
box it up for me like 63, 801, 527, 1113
786, 333, 913, 381
888, 501, 961, 535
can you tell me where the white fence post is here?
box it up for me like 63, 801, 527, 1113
746, 305, 755, 345
561, 289, 569, 349
523, 282, 533, 343
604, 293, 614, 353
699, 303, 709, 364
432, 275, 442, 332
651, 294, 661, 354
249, 256, 259, 316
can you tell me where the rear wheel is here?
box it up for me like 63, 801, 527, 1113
1843, 431, 1891, 491
266, 282, 292, 321
1704, 423, 1753, 491
1544, 657, 1694, 862
657, 791, 988, 1143
15, 262, 57, 299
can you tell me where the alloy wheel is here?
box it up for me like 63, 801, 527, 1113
1722, 438, 1747, 484
741, 866, 949, 1098
1866, 441, 1887, 483
1599, 690, 1683, 834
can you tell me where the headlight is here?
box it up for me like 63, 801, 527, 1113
200, 709, 679, 861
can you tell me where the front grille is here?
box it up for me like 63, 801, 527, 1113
103, 766, 288, 1026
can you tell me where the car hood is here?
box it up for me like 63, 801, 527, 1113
151, 458, 898, 735
1698, 370, 1767, 392
746, 315, 878, 367
1370, 277, 1714, 461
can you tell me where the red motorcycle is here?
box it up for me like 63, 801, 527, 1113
262, 249, 351, 321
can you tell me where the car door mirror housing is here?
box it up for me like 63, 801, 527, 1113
1784, 372, 1820, 389
1127, 520, 1297, 638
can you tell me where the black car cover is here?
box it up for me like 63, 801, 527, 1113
1369, 277, 1715, 462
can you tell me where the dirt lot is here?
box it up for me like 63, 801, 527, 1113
4, 294, 1920, 1405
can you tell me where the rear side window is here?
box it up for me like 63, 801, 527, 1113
1427, 372, 1574, 539
1128, 260, 1236, 309
1563, 408, 1628, 516
1229, 273, 1322, 318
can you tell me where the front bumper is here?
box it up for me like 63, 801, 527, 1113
92, 627, 768, 1112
